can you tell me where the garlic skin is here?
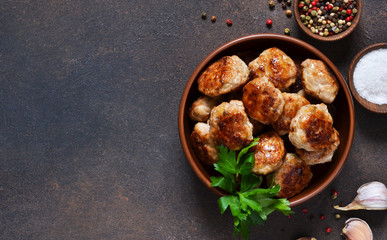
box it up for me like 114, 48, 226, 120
342, 218, 373, 240
335, 181, 387, 211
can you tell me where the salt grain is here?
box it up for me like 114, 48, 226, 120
353, 48, 387, 105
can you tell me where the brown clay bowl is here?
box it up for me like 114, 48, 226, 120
178, 34, 355, 206
293, 0, 362, 41
348, 43, 387, 113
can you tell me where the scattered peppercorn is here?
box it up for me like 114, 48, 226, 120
226, 19, 232, 26
331, 189, 338, 199
201, 12, 207, 19
335, 213, 341, 219
286, 0, 291, 6
269, 0, 275, 8
286, 9, 292, 17
211, 16, 216, 22
326, 227, 332, 233
302, 208, 308, 214
278, 0, 282, 2
287, 215, 291, 219
284, 28, 290, 35
266, 19, 273, 27
282, 2, 287, 9
320, 214, 326, 220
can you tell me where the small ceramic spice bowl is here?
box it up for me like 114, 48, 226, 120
293, 0, 362, 41
348, 43, 387, 113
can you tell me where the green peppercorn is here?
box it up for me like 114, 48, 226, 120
305, 16, 311, 21
302, 5, 308, 11
341, 9, 347, 16
323, 31, 329, 36
352, 8, 358, 14
300, 14, 306, 20
304, 0, 310, 4
269, 0, 275, 7
303, 20, 309, 25
311, 10, 317, 16
334, 28, 340, 33
201, 12, 207, 19
284, 28, 290, 35
332, 6, 339, 12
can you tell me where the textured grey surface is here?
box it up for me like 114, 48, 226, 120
0, 0, 386, 239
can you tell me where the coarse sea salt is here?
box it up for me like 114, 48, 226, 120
353, 48, 387, 105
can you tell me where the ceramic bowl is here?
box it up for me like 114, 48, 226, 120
293, 0, 362, 41
178, 34, 355, 206
348, 43, 387, 113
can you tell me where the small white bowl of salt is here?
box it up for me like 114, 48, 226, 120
349, 43, 387, 113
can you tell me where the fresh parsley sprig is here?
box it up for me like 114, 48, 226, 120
210, 138, 293, 239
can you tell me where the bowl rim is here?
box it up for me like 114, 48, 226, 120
348, 42, 387, 113
178, 33, 355, 206
293, 0, 362, 41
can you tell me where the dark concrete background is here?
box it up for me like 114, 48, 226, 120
0, 0, 386, 239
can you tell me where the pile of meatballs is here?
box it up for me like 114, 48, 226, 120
189, 47, 340, 199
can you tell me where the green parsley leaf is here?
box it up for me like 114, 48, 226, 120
210, 138, 293, 240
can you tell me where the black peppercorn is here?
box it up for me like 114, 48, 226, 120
286, 0, 291, 6
282, 2, 286, 8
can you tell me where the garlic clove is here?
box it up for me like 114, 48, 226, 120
342, 218, 373, 240
297, 238, 316, 240
334, 181, 387, 211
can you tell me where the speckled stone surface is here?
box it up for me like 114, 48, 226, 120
0, 1, 386, 239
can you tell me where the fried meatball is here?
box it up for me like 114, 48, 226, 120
251, 131, 285, 175
189, 95, 224, 122
301, 59, 339, 104
190, 122, 219, 165
289, 104, 335, 151
272, 93, 310, 135
198, 55, 250, 97
269, 153, 313, 199
208, 100, 253, 151
296, 128, 340, 165
249, 47, 297, 90
242, 77, 285, 124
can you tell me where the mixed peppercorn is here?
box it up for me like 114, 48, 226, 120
298, 0, 358, 36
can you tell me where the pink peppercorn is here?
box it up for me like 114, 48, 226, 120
266, 19, 272, 26
302, 208, 308, 214
320, 214, 326, 220
226, 19, 232, 26
347, 9, 352, 15
326, 227, 332, 233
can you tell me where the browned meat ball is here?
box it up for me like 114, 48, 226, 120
272, 93, 310, 136
296, 128, 340, 165
208, 100, 253, 151
198, 55, 250, 97
190, 122, 218, 165
269, 153, 313, 199
251, 131, 285, 175
289, 104, 335, 151
249, 47, 297, 91
242, 77, 285, 125
189, 95, 224, 122
301, 59, 339, 104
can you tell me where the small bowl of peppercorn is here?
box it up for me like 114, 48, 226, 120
293, 0, 362, 41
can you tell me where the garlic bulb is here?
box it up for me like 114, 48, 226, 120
342, 218, 373, 240
334, 181, 387, 211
